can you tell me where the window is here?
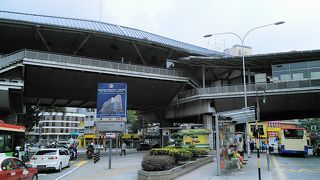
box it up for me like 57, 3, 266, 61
59, 150, 66, 155
35, 150, 57, 155
290, 62, 308, 70
308, 60, 320, 68
0, 133, 4, 152
12, 159, 27, 169
4, 133, 12, 152
1, 159, 15, 170
284, 129, 303, 139
273, 64, 290, 71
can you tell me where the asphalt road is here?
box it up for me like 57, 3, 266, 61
271, 153, 320, 180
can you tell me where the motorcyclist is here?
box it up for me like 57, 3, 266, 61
12, 146, 21, 159
86, 143, 94, 159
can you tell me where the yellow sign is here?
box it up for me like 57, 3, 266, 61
84, 134, 97, 139
181, 129, 210, 148
122, 134, 139, 139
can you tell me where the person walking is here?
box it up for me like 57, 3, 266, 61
120, 141, 127, 156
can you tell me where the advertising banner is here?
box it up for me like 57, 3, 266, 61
96, 83, 127, 119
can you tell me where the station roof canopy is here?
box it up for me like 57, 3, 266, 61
0, 10, 224, 58
217, 107, 255, 124
179, 49, 320, 71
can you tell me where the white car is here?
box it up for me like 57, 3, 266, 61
30, 149, 70, 172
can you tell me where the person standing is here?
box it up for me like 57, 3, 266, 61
120, 141, 127, 156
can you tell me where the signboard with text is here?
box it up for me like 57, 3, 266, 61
96, 121, 126, 132
96, 83, 127, 119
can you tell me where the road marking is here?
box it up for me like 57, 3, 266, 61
288, 168, 320, 173
271, 155, 286, 180
55, 161, 88, 180
74, 160, 88, 167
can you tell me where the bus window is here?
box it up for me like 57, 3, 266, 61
0, 133, 4, 152
283, 129, 303, 139
4, 133, 13, 152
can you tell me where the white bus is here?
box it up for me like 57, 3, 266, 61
278, 128, 308, 156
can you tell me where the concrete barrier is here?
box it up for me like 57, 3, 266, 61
138, 155, 214, 180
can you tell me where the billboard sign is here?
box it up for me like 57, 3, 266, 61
96, 83, 127, 119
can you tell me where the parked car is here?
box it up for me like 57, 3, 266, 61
0, 157, 38, 180
30, 149, 70, 172
136, 143, 151, 151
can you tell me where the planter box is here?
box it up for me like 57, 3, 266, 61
138, 156, 214, 180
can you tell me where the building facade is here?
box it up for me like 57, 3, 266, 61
223, 45, 252, 56
272, 60, 320, 81
26, 108, 85, 145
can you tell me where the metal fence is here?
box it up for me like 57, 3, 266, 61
0, 49, 189, 78
23, 50, 189, 78
0, 50, 25, 69
179, 79, 320, 99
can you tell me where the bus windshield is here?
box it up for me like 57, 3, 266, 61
283, 129, 304, 139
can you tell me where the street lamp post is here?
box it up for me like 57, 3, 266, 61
204, 21, 284, 159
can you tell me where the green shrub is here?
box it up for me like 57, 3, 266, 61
150, 148, 192, 163
141, 154, 175, 171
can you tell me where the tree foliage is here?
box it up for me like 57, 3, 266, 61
298, 118, 320, 133
126, 110, 139, 133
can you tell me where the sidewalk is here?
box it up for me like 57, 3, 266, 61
176, 152, 274, 180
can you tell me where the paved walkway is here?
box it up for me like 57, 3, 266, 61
176, 152, 275, 180
61, 151, 276, 180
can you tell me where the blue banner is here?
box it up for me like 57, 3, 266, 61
96, 83, 127, 119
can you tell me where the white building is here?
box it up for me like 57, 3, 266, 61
27, 108, 85, 145
224, 45, 252, 56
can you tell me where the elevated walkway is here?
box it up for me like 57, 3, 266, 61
178, 79, 320, 104
0, 49, 190, 82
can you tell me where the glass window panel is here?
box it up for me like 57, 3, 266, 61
291, 69, 309, 79
310, 68, 320, 79
308, 60, 320, 68
290, 61, 308, 70
272, 64, 289, 71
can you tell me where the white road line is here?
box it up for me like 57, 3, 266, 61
55, 167, 80, 180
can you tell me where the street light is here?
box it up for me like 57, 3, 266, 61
204, 21, 285, 158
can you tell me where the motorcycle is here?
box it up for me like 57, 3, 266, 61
86, 147, 94, 159
69, 148, 76, 160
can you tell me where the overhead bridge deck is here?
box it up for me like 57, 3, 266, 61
0, 50, 190, 82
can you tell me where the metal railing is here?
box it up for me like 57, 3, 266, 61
0, 50, 25, 69
0, 49, 189, 80
22, 50, 189, 78
178, 79, 320, 99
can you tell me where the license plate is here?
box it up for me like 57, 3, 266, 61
37, 165, 46, 168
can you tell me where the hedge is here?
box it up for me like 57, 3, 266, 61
150, 148, 192, 163
141, 153, 175, 171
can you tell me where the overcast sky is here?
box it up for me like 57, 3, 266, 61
1, 0, 320, 55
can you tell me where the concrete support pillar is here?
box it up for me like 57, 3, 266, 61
202, 66, 206, 88
203, 114, 213, 129
203, 114, 214, 150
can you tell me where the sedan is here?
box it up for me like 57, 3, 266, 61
30, 149, 70, 172
0, 157, 38, 180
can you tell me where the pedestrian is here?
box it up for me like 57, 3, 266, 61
237, 138, 244, 157
120, 141, 127, 156
250, 139, 255, 152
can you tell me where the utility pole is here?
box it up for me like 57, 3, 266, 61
255, 96, 261, 180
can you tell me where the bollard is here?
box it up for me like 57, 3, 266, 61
94, 151, 100, 164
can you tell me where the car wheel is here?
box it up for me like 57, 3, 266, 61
32, 174, 38, 180
58, 162, 62, 172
